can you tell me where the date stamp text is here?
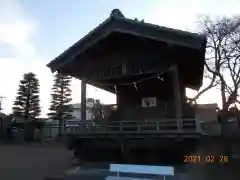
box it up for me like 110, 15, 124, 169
183, 155, 228, 163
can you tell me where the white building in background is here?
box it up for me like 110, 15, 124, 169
70, 98, 96, 120
43, 98, 98, 138
196, 103, 219, 123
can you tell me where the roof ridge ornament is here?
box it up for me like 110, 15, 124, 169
110, 9, 125, 18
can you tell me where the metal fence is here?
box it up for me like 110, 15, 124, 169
201, 120, 240, 136
42, 124, 79, 138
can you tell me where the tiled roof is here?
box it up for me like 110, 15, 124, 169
47, 9, 206, 72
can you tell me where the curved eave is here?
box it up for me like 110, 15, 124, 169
47, 16, 206, 75
47, 16, 113, 72
196, 36, 207, 90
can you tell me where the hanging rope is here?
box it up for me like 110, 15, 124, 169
88, 66, 175, 87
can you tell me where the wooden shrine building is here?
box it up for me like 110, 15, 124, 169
47, 9, 207, 165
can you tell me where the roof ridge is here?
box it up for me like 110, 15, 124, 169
122, 16, 203, 39
109, 9, 204, 39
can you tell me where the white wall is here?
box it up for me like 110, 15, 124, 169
196, 103, 218, 123
71, 108, 93, 120
70, 99, 96, 120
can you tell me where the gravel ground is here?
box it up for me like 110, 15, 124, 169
0, 144, 73, 180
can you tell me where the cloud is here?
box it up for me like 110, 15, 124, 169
146, 0, 240, 32
0, 0, 36, 44
0, 0, 116, 117
146, 0, 240, 107
2, 0, 238, 116
0, 0, 37, 62
0, 0, 53, 117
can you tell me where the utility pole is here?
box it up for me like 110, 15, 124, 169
0, 96, 5, 112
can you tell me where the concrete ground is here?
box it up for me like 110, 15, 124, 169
1, 143, 239, 180
0, 144, 73, 180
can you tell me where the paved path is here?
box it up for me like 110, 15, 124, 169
0, 144, 73, 180
2, 144, 239, 180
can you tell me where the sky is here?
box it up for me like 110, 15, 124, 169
0, 0, 240, 117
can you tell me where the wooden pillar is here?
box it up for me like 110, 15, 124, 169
81, 80, 87, 121
172, 66, 183, 130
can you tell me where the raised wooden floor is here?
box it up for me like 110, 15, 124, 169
65, 118, 203, 138
64, 119, 202, 165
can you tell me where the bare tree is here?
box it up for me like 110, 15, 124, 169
189, 16, 240, 114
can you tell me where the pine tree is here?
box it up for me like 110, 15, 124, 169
48, 72, 73, 136
12, 72, 41, 120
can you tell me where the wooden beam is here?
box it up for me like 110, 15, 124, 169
172, 66, 183, 130
87, 81, 115, 94
81, 80, 87, 121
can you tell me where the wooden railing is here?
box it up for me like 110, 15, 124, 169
66, 118, 202, 134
